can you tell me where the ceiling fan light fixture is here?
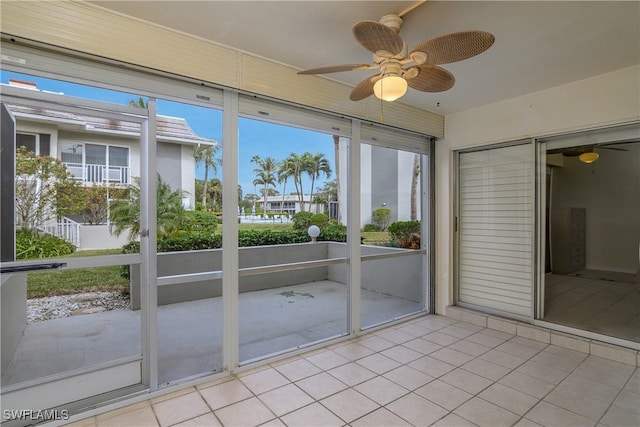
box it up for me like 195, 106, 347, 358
373, 74, 407, 101
579, 151, 599, 164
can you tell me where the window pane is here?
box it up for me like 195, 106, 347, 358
86, 144, 106, 165
1, 71, 145, 413
16, 133, 36, 153
237, 116, 348, 363
153, 98, 223, 385
39, 133, 50, 156
60, 142, 83, 164
109, 146, 128, 167
360, 143, 424, 328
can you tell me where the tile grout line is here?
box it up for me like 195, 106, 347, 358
592, 365, 639, 427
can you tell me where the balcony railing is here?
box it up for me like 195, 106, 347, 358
64, 163, 130, 184
37, 217, 81, 248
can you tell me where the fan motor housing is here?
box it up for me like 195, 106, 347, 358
379, 14, 403, 32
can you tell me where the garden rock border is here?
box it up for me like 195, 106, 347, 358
27, 291, 130, 324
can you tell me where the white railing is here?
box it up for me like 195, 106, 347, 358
39, 217, 81, 248
64, 162, 130, 184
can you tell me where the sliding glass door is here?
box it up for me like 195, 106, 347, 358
457, 143, 534, 320
539, 124, 640, 343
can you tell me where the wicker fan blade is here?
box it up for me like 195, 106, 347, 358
406, 65, 455, 92
298, 64, 372, 75
353, 21, 404, 56
599, 146, 628, 152
350, 75, 379, 101
411, 31, 495, 65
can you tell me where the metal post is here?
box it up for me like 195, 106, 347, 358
222, 90, 239, 371
348, 121, 362, 334
140, 99, 158, 390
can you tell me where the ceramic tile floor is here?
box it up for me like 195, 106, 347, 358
544, 273, 640, 342
67, 315, 640, 427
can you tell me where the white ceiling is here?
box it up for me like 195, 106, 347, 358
90, 1, 639, 115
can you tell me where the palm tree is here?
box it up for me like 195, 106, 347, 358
194, 143, 220, 208
128, 97, 148, 108
251, 156, 278, 213
109, 175, 186, 241
205, 178, 222, 211
305, 152, 332, 213
282, 153, 307, 211
277, 160, 293, 213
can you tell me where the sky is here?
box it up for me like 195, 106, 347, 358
1, 71, 335, 198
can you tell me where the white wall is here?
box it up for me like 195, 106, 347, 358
359, 143, 372, 226
550, 145, 640, 273
181, 144, 196, 209
397, 151, 420, 221
79, 224, 130, 250
435, 65, 640, 314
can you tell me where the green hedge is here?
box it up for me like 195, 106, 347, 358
180, 210, 218, 233
362, 223, 381, 232
121, 226, 348, 254
388, 221, 421, 241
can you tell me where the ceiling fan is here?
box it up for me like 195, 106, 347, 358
548, 143, 630, 164
297, 13, 495, 102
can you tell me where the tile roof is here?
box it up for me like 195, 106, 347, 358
6, 104, 216, 146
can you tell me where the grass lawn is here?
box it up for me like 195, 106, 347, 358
216, 222, 294, 233
361, 231, 392, 245
239, 222, 294, 231
27, 249, 129, 299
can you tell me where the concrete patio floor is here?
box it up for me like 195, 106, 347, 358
2, 280, 421, 387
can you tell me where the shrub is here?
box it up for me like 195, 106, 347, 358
388, 220, 421, 241
292, 211, 313, 230
179, 210, 218, 234
318, 223, 347, 242
238, 229, 309, 246
159, 233, 222, 251
371, 208, 391, 231
362, 223, 381, 232
398, 234, 421, 250
310, 213, 328, 228
16, 229, 76, 259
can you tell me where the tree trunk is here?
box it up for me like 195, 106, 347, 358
202, 165, 209, 208
410, 154, 420, 221
295, 176, 304, 212
263, 184, 268, 214
309, 176, 316, 214
281, 180, 287, 213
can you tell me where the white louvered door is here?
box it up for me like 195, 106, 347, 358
457, 143, 534, 318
